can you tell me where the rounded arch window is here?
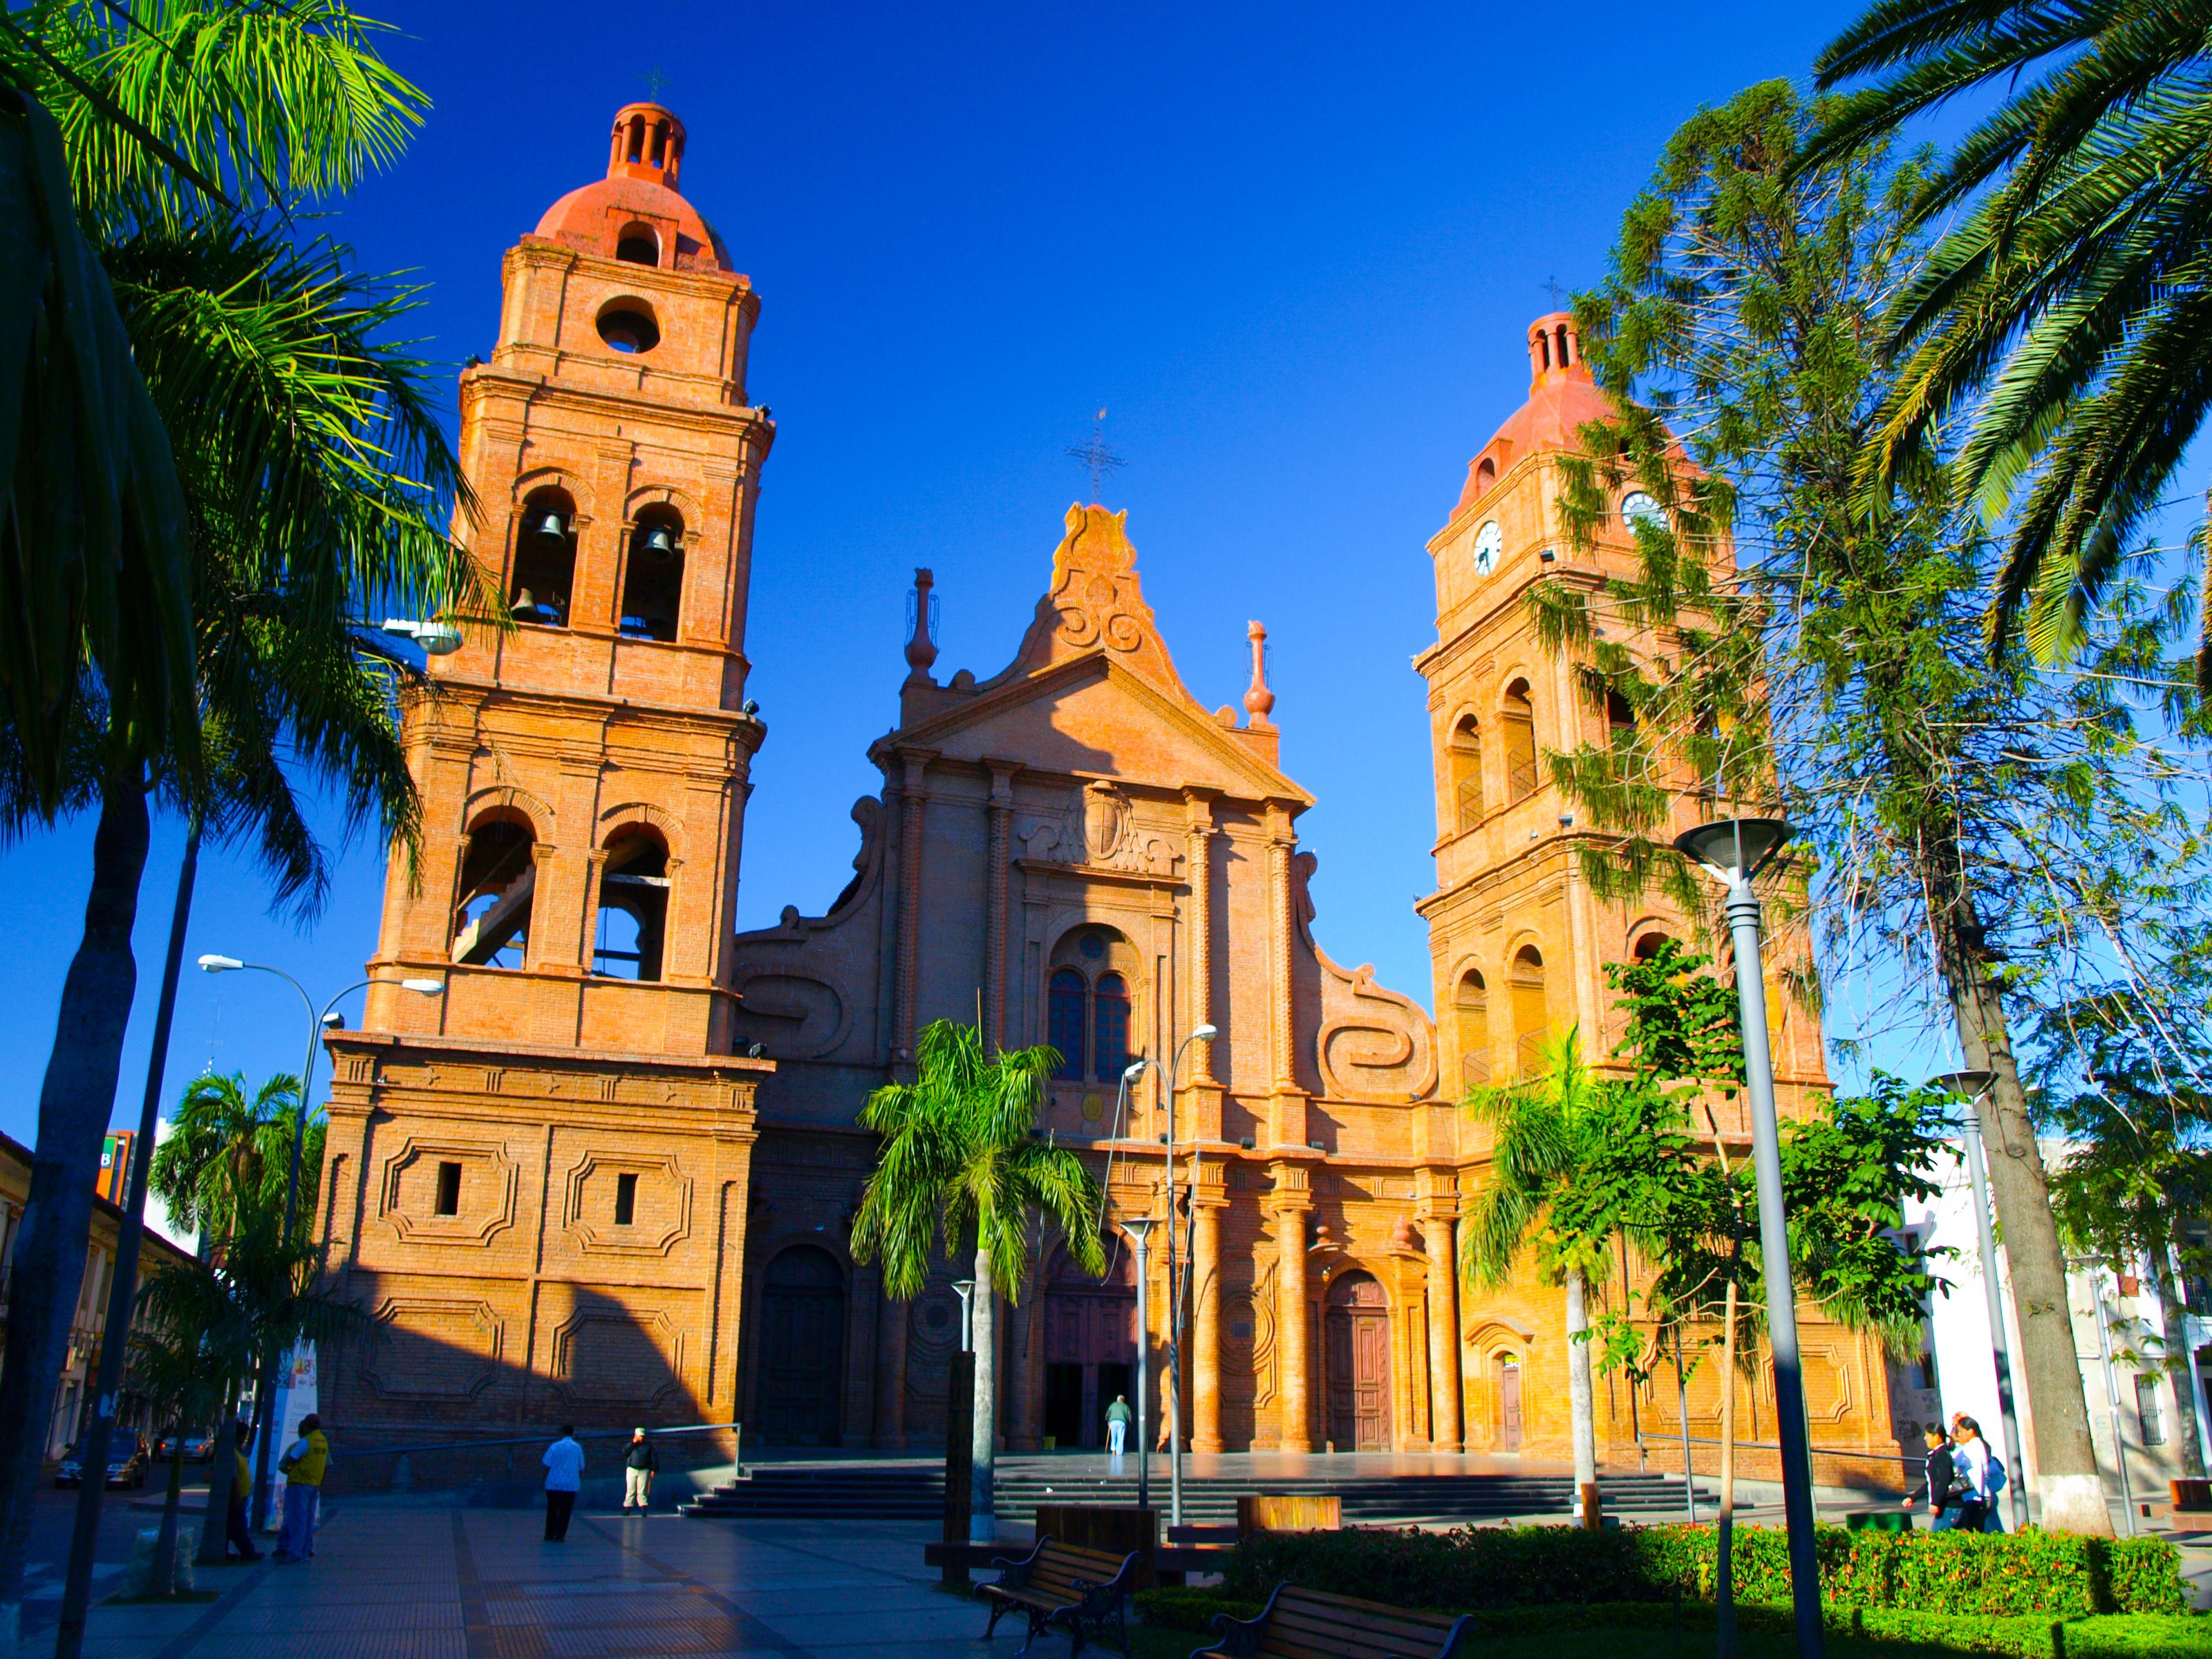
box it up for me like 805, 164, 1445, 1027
1508, 945, 1547, 1076
1502, 680, 1538, 803
1448, 714, 1483, 834
1455, 968, 1490, 1090
596, 298, 661, 354
593, 827, 669, 980
511, 487, 577, 627
1474, 456, 1497, 495
615, 223, 660, 267
621, 507, 684, 641
454, 813, 536, 968
1047, 930, 1141, 1086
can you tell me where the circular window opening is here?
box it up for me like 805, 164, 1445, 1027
597, 301, 660, 355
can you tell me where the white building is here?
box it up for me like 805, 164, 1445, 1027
1901, 1138, 2211, 1509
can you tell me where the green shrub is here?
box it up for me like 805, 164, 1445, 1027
1133, 1588, 1263, 1632
1218, 1524, 2189, 1619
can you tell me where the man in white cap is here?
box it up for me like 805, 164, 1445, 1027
622, 1427, 657, 1515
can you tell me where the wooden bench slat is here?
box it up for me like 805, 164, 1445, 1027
1200, 1584, 1464, 1659
1273, 1606, 1454, 1642
1276, 1589, 1459, 1629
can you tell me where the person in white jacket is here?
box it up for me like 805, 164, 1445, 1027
1949, 1414, 2004, 1533
542, 1425, 585, 1541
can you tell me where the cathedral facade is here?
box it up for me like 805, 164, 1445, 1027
321, 105, 1915, 1481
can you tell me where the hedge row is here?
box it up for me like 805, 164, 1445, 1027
1218, 1524, 2189, 1619
1140, 1591, 2211, 1658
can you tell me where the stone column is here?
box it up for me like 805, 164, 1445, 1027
1192, 1183, 1226, 1453
1271, 1164, 1313, 1452
892, 749, 935, 1064
986, 762, 1018, 1050
1421, 1201, 1462, 1452
1182, 791, 1217, 1083
873, 1277, 908, 1449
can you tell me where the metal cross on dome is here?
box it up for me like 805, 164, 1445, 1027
1067, 407, 1126, 502
640, 66, 670, 100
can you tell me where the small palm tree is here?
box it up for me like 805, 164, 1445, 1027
1461, 1027, 1620, 1521
127, 1268, 245, 1595
1810, 1, 2212, 685
850, 1020, 1104, 1541
152, 1071, 321, 1244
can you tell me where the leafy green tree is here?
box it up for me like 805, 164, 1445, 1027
0, 3, 476, 1622
151, 1071, 321, 1244
850, 1020, 1103, 1539
1810, 0, 2212, 686
1538, 79, 2199, 1532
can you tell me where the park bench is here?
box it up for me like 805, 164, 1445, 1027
1188, 1584, 1471, 1659
978, 1536, 1140, 1656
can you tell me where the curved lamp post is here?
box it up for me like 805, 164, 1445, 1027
1674, 818, 1823, 1659
195, 957, 443, 1523
1929, 1068, 2030, 1532
1117, 1214, 1159, 1513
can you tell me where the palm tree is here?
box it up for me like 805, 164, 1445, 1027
1809, 1, 2212, 686
1461, 1027, 1626, 1524
151, 1071, 321, 1246
850, 1020, 1104, 1541
0, 4, 474, 1627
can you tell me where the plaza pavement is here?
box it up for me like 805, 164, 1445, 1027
51, 1504, 1019, 1659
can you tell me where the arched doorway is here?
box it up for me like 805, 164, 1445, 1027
1492, 1353, 1523, 1452
1323, 1271, 1391, 1451
1040, 1240, 1135, 1450
755, 1246, 845, 1445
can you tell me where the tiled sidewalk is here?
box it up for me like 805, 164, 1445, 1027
59, 1506, 1005, 1659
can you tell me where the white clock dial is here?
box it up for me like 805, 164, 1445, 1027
1472, 521, 1502, 576
1620, 490, 1665, 529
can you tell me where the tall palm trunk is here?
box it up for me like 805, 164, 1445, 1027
970, 1238, 995, 1541
2145, 1252, 2206, 1479
150, 1438, 187, 1594
0, 774, 151, 1641
1932, 872, 2112, 1534
1565, 1266, 1597, 1521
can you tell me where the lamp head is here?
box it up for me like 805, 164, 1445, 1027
1191, 1023, 1218, 1042
197, 954, 243, 973
401, 978, 445, 995
1121, 1060, 1150, 1084
415, 623, 462, 656
1117, 1215, 1159, 1245
1928, 1069, 1995, 1100
320, 1011, 344, 1029
1674, 817, 1794, 883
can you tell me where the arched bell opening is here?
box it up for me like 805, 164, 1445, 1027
593, 827, 670, 980
510, 489, 577, 627
621, 509, 685, 642
453, 812, 536, 968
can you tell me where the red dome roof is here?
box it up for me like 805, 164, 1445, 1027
1454, 313, 1613, 514
532, 103, 731, 272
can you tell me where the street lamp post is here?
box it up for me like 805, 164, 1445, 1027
1929, 1069, 2031, 1533
2086, 1262, 2137, 1536
1158, 1022, 1216, 1534
1674, 819, 1823, 1659
195, 957, 443, 1524
1118, 1216, 1158, 1514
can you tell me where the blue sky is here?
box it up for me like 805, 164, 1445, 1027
0, 0, 1923, 1148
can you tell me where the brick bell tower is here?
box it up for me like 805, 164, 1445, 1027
322, 105, 774, 1436
1414, 312, 1829, 1111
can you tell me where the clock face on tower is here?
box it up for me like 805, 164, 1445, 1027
1473, 521, 1502, 577
1620, 491, 1664, 529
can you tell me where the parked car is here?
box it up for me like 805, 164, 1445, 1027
102, 1438, 150, 1489
153, 1430, 216, 1464
53, 1444, 84, 1488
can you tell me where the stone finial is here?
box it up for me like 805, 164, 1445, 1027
904, 568, 939, 682
1244, 620, 1276, 727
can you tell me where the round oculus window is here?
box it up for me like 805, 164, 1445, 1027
596, 301, 661, 355
1079, 934, 1105, 960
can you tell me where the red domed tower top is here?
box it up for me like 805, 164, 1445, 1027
1453, 311, 1612, 513
531, 102, 730, 272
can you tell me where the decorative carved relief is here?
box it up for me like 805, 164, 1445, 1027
729, 970, 848, 1060
1020, 785, 1177, 875
561, 1149, 693, 1254
362, 1297, 503, 1403
378, 1138, 519, 1244
547, 1304, 686, 1408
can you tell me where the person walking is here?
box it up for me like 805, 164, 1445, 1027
1951, 1414, 2006, 1533
224, 1421, 261, 1562
543, 1425, 585, 1541
1105, 1395, 1132, 1458
1901, 1423, 1967, 1531
621, 1428, 657, 1515
271, 1414, 328, 1564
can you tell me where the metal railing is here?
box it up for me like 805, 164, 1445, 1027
328, 1421, 741, 1492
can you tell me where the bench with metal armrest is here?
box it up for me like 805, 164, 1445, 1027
1188, 1584, 1472, 1659
977, 1536, 1140, 1656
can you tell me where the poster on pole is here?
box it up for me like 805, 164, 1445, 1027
263, 1343, 319, 1528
